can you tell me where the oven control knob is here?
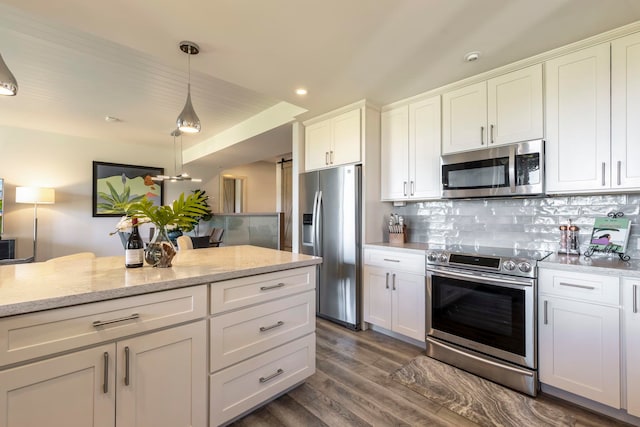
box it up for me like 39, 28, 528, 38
503, 260, 516, 271
438, 254, 448, 263
427, 252, 438, 262
518, 262, 532, 273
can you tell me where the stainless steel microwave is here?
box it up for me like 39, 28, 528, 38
441, 140, 544, 198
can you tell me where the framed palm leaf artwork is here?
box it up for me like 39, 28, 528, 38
92, 161, 164, 217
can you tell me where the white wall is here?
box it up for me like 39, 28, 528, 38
212, 161, 278, 213
0, 126, 189, 260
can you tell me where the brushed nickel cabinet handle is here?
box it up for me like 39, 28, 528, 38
617, 160, 622, 186
259, 368, 284, 384
490, 124, 495, 144
392, 273, 396, 291
559, 282, 595, 290
602, 162, 606, 186
634, 285, 638, 314
260, 283, 285, 291
103, 352, 109, 394
325, 152, 329, 165
93, 313, 139, 328
385, 272, 389, 289
124, 346, 130, 386
411, 181, 415, 196
403, 181, 407, 196
544, 300, 548, 325
330, 151, 334, 164
259, 321, 284, 332
480, 126, 485, 145
383, 258, 400, 263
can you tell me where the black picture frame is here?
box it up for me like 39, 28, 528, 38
92, 161, 164, 217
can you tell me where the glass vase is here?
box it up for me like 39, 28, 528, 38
145, 226, 177, 267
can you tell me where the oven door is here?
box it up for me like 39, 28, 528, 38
426, 266, 536, 369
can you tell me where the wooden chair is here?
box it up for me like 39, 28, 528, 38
209, 228, 224, 247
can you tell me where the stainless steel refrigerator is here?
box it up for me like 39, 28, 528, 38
299, 164, 361, 329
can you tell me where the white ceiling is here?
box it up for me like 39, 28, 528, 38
2, 0, 640, 169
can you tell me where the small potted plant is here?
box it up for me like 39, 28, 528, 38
127, 191, 210, 267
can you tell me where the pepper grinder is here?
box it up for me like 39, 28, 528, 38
559, 224, 568, 251
568, 219, 580, 252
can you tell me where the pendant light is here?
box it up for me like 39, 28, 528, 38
0, 53, 18, 96
176, 41, 201, 133
152, 129, 201, 182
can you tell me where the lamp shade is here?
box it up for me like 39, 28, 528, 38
0, 53, 18, 96
16, 187, 55, 204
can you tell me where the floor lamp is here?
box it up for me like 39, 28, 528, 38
16, 187, 55, 262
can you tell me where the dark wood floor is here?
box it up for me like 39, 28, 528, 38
230, 318, 634, 427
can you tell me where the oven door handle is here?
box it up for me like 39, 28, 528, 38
429, 338, 534, 377
428, 268, 533, 288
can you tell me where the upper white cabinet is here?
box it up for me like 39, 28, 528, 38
622, 277, 640, 417
305, 108, 361, 171
381, 95, 441, 201
612, 32, 640, 189
545, 43, 611, 193
442, 64, 543, 154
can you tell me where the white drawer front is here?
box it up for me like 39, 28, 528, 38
210, 333, 315, 426
364, 249, 425, 275
0, 286, 207, 367
210, 267, 315, 314
210, 291, 315, 372
538, 269, 619, 305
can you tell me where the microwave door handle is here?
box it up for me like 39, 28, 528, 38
509, 145, 516, 193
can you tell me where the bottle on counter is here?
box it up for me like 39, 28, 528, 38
125, 218, 144, 268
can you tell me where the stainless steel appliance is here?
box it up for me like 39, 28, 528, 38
441, 139, 544, 198
299, 164, 361, 329
426, 245, 552, 396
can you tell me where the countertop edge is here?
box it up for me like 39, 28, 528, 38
539, 253, 640, 277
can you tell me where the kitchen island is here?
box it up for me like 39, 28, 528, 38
0, 245, 321, 427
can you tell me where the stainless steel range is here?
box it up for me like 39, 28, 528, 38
426, 245, 552, 396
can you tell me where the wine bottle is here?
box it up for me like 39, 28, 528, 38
125, 218, 144, 268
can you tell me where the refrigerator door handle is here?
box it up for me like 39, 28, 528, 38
315, 190, 323, 256
311, 190, 319, 256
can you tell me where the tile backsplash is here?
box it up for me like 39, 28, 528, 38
388, 194, 640, 258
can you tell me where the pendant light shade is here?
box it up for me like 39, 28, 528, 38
0, 53, 18, 96
176, 41, 201, 133
152, 129, 201, 182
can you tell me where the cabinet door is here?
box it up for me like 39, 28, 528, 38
410, 95, 441, 199
623, 278, 640, 417
545, 43, 611, 193
487, 64, 543, 146
612, 32, 640, 190
381, 105, 409, 200
0, 344, 114, 427
331, 109, 361, 166
116, 321, 207, 427
390, 271, 425, 342
305, 119, 331, 171
539, 295, 620, 408
442, 81, 487, 154
363, 266, 392, 330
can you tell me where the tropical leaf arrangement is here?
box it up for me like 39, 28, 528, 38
127, 191, 210, 230
97, 181, 145, 215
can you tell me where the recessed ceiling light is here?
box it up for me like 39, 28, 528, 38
464, 51, 481, 62
295, 88, 308, 96
104, 115, 122, 122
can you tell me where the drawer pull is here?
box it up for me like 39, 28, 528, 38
124, 346, 130, 386
92, 313, 140, 327
558, 282, 595, 290
103, 352, 109, 394
383, 258, 400, 263
259, 368, 284, 384
634, 285, 638, 314
260, 283, 286, 291
259, 321, 284, 332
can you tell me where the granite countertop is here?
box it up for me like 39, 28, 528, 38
365, 242, 428, 253
539, 253, 640, 277
0, 245, 322, 318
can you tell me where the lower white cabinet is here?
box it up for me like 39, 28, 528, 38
0, 321, 207, 427
623, 277, 640, 417
538, 268, 620, 408
363, 247, 426, 342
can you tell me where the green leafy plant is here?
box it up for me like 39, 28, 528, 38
178, 189, 213, 232
127, 191, 210, 230
96, 181, 145, 215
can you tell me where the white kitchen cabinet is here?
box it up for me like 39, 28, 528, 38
538, 268, 620, 408
363, 248, 425, 341
622, 277, 640, 417
0, 344, 114, 427
305, 108, 361, 170
442, 64, 542, 154
545, 43, 612, 193
612, 32, 640, 190
381, 95, 441, 201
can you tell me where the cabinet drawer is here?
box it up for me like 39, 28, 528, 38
210, 291, 314, 372
364, 249, 425, 275
210, 267, 315, 314
0, 286, 207, 367
209, 333, 315, 426
538, 268, 619, 305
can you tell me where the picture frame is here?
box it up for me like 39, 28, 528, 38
587, 216, 631, 255
92, 161, 164, 217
